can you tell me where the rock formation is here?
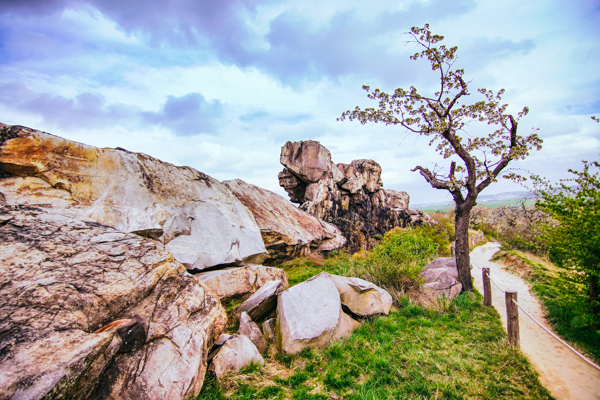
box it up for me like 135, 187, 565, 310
0, 124, 267, 271
224, 179, 345, 263
278, 140, 426, 252
0, 205, 226, 399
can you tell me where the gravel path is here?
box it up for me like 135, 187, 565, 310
471, 243, 600, 400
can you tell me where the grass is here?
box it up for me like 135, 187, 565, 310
492, 249, 600, 364
198, 292, 553, 399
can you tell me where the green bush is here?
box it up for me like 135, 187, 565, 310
327, 228, 438, 300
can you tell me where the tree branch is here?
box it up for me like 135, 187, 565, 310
411, 165, 451, 190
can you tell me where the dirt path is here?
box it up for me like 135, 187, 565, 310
471, 243, 600, 400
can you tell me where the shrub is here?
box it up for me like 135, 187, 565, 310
335, 228, 438, 300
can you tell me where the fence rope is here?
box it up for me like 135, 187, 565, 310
471, 261, 600, 372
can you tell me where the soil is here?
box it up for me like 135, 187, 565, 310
471, 243, 600, 400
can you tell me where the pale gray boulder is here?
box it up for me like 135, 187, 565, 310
239, 312, 268, 354
234, 280, 284, 321
276, 273, 359, 355
420, 257, 463, 300
209, 335, 264, 380
196, 266, 288, 300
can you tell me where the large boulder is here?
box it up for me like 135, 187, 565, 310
224, 179, 345, 263
196, 265, 288, 300
0, 124, 268, 271
276, 273, 360, 355
323, 273, 393, 317
0, 205, 226, 400
278, 140, 426, 252
209, 335, 264, 380
420, 257, 463, 300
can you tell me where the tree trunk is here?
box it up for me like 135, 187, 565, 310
455, 207, 474, 292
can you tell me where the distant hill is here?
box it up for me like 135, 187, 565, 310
414, 191, 536, 212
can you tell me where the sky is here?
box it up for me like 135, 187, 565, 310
1, 0, 599, 207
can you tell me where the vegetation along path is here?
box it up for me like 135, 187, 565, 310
471, 243, 600, 400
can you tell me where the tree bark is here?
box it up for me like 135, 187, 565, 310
455, 206, 474, 292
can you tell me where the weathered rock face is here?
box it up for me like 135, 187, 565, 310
0, 205, 226, 400
278, 140, 425, 252
0, 124, 268, 271
224, 179, 346, 263
420, 258, 463, 300
196, 265, 288, 300
276, 273, 359, 355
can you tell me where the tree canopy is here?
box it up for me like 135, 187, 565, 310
534, 160, 600, 326
339, 24, 543, 291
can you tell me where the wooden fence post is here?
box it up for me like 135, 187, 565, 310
505, 291, 520, 348
483, 268, 492, 307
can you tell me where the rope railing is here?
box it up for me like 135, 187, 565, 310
471, 260, 600, 372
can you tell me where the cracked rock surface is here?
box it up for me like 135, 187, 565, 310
0, 205, 226, 400
0, 124, 267, 271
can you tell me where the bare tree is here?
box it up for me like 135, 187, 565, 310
339, 25, 542, 291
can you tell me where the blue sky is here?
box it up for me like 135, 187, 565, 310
1, 0, 599, 205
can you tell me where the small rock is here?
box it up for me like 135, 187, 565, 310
234, 280, 284, 321
209, 334, 264, 380
262, 318, 277, 343
420, 258, 463, 300
323, 273, 393, 317
239, 312, 268, 354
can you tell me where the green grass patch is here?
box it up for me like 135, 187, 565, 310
198, 292, 553, 399
492, 249, 600, 363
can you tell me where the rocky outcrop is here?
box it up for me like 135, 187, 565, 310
0, 205, 226, 400
420, 258, 463, 300
224, 179, 345, 263
276, 273, 360, 355
196, 265, 288, 300
278, 140, 426, 252
0, 124, 267, 271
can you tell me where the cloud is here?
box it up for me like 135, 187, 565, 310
142, 93, 224, 136
0, 82, 138, 129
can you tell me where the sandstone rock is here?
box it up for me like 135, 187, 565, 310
234, 280, 284, 321
280, 140, 340, 183
196, 265, 288, 300
216, 334, 232, 346
262, 318, 277, 343
0, 124, 268, 271
209, 334, 264, 380
224, 179, 345, 263
420, 257, 463, 300
0, 205, 226, 400
239, 312, 268, 354
276, 273, 358, 355
279, 140, 424, 252
322, 273, 393, 317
